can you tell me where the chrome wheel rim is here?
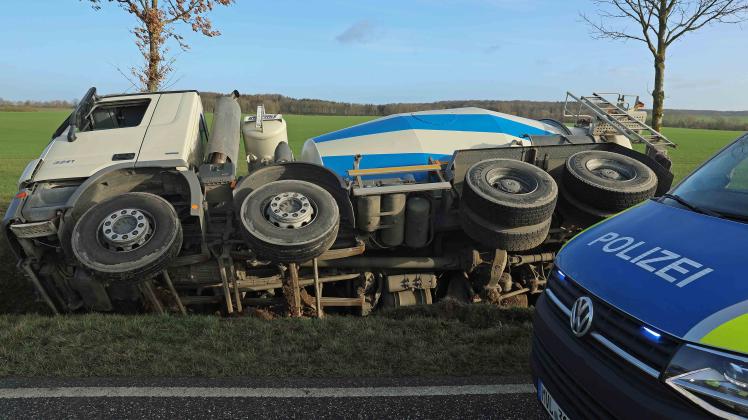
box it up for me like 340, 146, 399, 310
98, 208, 154, 252
265, 192, 315, 228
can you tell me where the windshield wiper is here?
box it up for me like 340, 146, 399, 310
659, 193, 723, 218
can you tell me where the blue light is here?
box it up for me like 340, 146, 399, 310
554, 268, 567, 282
641, 326, 661, 341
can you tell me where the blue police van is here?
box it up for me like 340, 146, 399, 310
532, 134, 748, 419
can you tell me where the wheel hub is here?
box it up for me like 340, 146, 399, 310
494, 178, 525, 194
265, 192, 315, 228
100, 208, 153, 251
586, 158, 635, 181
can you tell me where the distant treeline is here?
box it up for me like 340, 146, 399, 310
199, 92, 567, 120
2, 93, 747, 131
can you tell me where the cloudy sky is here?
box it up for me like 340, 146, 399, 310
1, 0, 746, 110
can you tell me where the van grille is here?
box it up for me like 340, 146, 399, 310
548, 270, 680, 374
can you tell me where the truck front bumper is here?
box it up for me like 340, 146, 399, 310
530, 293, 711, 419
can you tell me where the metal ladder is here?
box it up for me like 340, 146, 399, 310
564, 92, 676, 151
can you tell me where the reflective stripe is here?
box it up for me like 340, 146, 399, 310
699, 313, 748, 354
684, 298, 748, 342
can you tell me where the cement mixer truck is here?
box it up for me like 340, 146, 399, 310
2, 88, 676, 315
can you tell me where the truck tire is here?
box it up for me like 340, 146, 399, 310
461, 159, 557, 228
557, 184, 616, 226
563, 151, 657, 212
240, 180, 340, 262
71, 192, 183, 282
459, 205, 550, 251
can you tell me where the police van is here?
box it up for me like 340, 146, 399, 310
532, 134, 748, 419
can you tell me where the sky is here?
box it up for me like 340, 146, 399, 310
0, 0, 746, 110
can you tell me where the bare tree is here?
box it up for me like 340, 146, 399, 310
582, 0, 748, 131
88, 0, 233, 92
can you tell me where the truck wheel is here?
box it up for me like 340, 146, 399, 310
563, 151, 657, 212
459, 205, 550, 252
71, 193, 183, 281
557, 185, 616, 225
240, 180, 340, 262
461, 159, 557, 228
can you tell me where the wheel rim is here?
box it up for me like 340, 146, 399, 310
264, 192, 316, 228
485, 168, 538, 195
585, 158, 636, 181
98, 208, 154, 252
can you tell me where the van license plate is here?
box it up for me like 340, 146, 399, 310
538, 380, 570, 420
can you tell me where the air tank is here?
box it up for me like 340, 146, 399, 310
405, 196, 430, 248
205, 91, 242, 166
379, 194, 406, 247
242, 105, 289, 170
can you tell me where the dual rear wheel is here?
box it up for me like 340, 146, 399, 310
459, 151, 659, 250
561, 150, 658, 221
459, 159, 558, 251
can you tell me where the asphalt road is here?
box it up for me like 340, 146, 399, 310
0, 376, 547, 419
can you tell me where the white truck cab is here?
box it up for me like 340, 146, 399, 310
29, 90, 206, 184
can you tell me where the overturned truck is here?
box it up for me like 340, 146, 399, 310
3, 89, 676, 315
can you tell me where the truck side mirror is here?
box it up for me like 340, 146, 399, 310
68, 114, 78, 142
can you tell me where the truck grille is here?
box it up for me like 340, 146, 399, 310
548, 269, 680, 374
9, 220, 58, 238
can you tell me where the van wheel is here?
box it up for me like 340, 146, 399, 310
240, 180, 340, 262
71, 193, 183, 282
461, 159, 558, 228
563, 151, 657, 212
460, 205, 551, 252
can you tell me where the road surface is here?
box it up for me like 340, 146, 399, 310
0, 376, 546, 419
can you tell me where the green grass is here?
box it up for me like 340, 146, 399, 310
0, 303, 532, 377
659, 127, 745, 182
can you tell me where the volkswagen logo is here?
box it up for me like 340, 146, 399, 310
570, 297, 594, 337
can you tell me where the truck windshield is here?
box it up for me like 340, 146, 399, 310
670, 135, 748, 222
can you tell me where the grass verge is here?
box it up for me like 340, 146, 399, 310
0, 302, 532, 378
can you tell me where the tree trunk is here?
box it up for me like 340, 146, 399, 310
651, 52, 666, 132
145, 0, 161, 92
146, 28, 161, 92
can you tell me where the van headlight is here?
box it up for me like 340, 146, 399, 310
665, 344, 748, 419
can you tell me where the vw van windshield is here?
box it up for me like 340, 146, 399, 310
670, 134, 748, 222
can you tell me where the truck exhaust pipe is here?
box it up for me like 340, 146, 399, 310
205, 90, 242, 167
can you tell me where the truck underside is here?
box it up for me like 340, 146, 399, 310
3, 90, 675, 316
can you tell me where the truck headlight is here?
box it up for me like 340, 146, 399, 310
665, 344, 748, 419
